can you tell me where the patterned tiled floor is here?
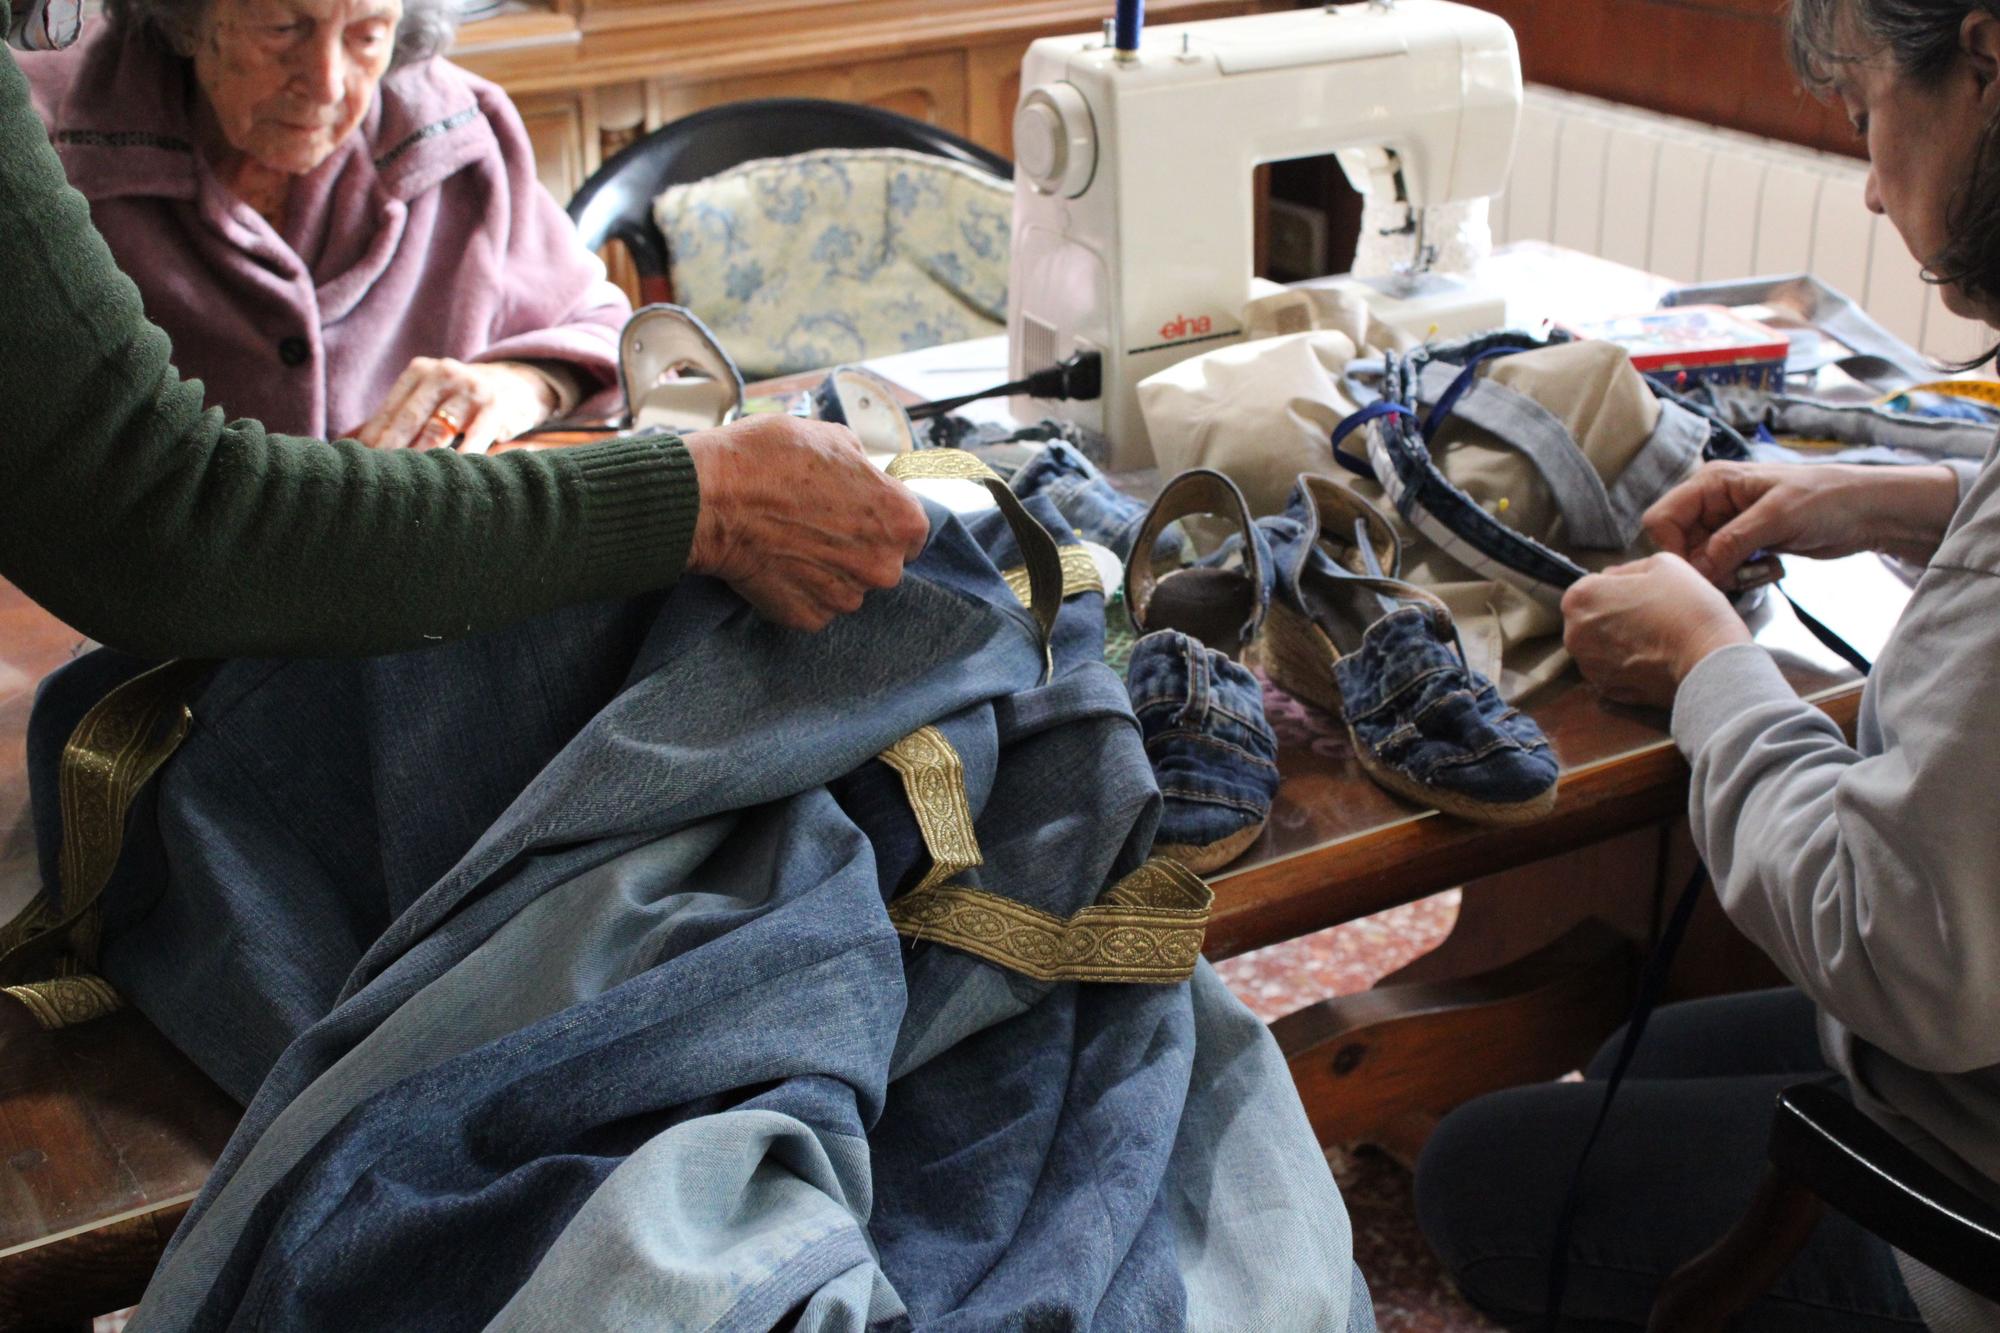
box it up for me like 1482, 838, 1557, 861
96, 894, 1491, 1333
1213, 892, 1462, 1024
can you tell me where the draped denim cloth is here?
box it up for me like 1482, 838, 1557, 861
30, 493, 1370, 1332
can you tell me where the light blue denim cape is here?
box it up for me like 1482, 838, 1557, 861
30, 495, 1372, 1332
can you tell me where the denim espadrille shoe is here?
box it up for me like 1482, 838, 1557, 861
1258, 474, 1559, 825
1126, 629, 1280, 873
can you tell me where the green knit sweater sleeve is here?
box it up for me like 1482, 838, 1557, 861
0, 48, 700, 660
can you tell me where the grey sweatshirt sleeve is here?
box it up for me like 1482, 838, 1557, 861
1672, 577, 2000, 1073
1948, 459, 1984, 505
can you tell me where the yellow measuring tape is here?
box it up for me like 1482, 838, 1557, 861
1877, 379, 2000, 407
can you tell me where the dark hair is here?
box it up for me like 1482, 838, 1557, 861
104, 0, 457, 69
1790, 0, 2000, 346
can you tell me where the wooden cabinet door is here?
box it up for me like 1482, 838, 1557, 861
964, 41, 1026, 158
649, 50, 970, 137
512, 91, 597, 207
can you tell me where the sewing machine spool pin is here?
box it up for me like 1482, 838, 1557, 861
1113, 0, 1143, 61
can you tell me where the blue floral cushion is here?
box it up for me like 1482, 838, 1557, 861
655, 146, 1011, 379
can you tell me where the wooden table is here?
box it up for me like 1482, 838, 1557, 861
0, 534, 1886, 1326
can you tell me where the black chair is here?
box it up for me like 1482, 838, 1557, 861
1647, 1079, 2000, 1331
567, 98, 1012, 306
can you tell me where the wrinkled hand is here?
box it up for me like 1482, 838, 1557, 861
1561, 554, 1752, 708
350, 358, 560, 454
1645, 460, 1960, 586
684, 415, 931, 631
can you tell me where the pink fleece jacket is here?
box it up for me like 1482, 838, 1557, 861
21, 23, 629, 437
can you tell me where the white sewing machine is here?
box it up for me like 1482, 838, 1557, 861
1005, 0, 1523, 470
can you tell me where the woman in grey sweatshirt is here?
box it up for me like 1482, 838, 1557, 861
1415, 2, 2000, 1329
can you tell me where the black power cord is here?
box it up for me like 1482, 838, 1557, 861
906, 350, 1103, 421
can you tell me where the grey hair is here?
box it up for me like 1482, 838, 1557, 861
104, 0, 457, 67
1789, 0, 2000, 349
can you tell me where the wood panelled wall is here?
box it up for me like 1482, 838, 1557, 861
1463, 0, 1860, 158
458, 0, 1282, 208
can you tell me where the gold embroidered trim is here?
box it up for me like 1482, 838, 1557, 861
877, 726, 983, 894
0, 659, 210, 989
2, 975, 122, 1029
880, 716, 1216, 984
876, 721, 1213, 983
887, 857, 1212, 984
886, 448, 1061, 683
887, 449, 1015, 484
1002, 547, 1103, 606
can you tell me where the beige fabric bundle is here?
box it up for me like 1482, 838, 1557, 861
1138, 326, 1702, 702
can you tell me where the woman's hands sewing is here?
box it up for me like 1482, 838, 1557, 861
1645, 460, 1961, 583
683, 415, 931, 632
350, 357, 568, 453
1562, 554, 1750, 708
1562, 459, 1963, 708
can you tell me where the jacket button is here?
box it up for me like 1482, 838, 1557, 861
278, 336, 310, 367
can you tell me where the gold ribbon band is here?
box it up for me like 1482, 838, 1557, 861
0, 658, 211, 991
887, 449, 1063, 683
886, 859, 1211, 984
2, 974, 123, 1029
877, 726, 982, 894
1002, 546, 1103, 607
875, 723, 1211, 984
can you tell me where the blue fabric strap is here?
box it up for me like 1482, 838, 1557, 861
1544, 864, 1711, 1331
1330, 401, 1416, 478
1420, 345, 1526, 439
1781, 587, 1875, 676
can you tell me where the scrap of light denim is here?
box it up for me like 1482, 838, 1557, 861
30, 486, 1372, 1332
1679, 383, 1999, 462
1010, 436, 1153, 559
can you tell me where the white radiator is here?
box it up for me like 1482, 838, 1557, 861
1492, 85, 1993, 367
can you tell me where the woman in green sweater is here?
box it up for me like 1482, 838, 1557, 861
0, 14, 928, 659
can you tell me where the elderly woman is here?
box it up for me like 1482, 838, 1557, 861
1414, 2, 2000, 1331
3, 0, 929, 655
20, 0, 625, 452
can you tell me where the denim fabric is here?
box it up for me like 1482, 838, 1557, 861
1258, 482, 1382, 610
1675, 383, 1998, 462
1254, 477, 1555, 816
33, 488, 1367, 1330
1332, 606, 1558, 808
1006, 441, 1157, 673
1408, 359, 1709, 552
31, 595, 669, 1103
1173, 962, 1376, 1332
1010, 438, 1151, 559
1125, 629, 1279, 856
1342, 333, 1594, 596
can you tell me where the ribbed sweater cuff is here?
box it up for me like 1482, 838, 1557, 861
1670, 642, 1796, 760
565, 433, 700, 600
